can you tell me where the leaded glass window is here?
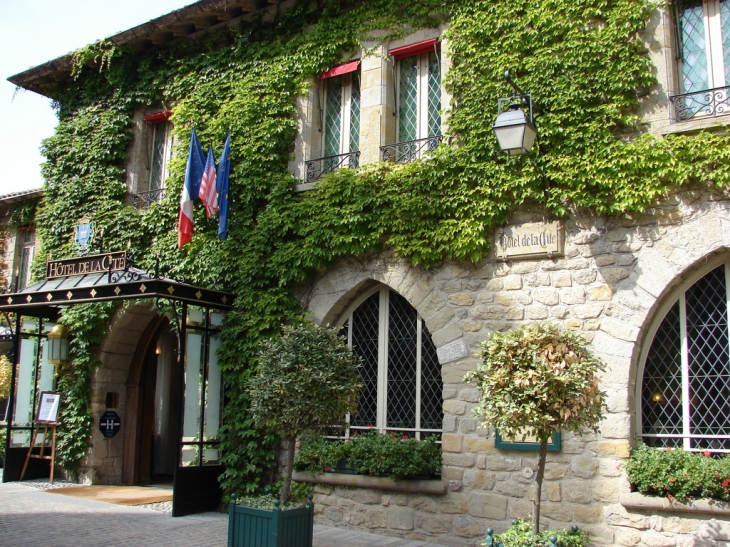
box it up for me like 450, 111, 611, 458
322, 72, 360, 157
341, 287, 442, 439
150, 121, 173, 193
678, 0, 730, 93
397, 51, 441, 143
641, 263, 730, 451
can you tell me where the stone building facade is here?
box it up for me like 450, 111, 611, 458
5, 0, 730, 544
287, 188, 730, 546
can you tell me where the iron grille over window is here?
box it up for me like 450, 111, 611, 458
341, 287, 442, 439
641, 263, 730, 451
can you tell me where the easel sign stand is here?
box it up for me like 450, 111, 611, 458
21, 391, 61, 483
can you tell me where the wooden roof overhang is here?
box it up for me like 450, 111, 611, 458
8, 0, 287, 97
0, 267, 233, 318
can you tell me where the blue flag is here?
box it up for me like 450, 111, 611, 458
216, 133, 231, 240
184, 128, 205, 198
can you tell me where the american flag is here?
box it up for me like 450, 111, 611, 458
199, 145, 218, 218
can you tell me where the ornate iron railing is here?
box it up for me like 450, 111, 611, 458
305, 151, 360, 183
131, 187, 166, 208
669, 86, 730, 123
380, 135, 442, 164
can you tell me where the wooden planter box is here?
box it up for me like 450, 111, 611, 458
227, 494, 314, 547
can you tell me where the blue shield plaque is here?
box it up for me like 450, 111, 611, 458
74, 219, 94, 252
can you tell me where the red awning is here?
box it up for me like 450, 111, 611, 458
143, 110, 173, 123
320, 60, 360, 80
388, 38, 440, 60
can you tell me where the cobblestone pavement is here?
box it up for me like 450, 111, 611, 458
0, 479, 456, 547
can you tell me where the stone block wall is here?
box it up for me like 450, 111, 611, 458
292, 187, 730, 546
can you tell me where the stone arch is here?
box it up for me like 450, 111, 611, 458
80, 303, 168, 485
586, 198, 730, 442
294, 251, 469, 365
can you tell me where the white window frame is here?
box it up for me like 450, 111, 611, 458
637, 256, 730, 452
396, 51, 440, 143
15, 229, 35, 291
337, 286, 442, 440
322, 72, 360, 158
149, 120, 174, 193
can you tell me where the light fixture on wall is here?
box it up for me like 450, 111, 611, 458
155, 341, 162, 355
47, 324, 69, 366
492, 70, 537, 156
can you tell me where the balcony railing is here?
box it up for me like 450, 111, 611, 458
131, 187, 166, 208
381, 135, 442, 164
305, 151, 360, 183
669, 86, 730, 123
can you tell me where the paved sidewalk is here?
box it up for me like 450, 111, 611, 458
0, 479, 457, 547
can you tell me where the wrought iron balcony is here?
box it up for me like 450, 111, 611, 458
381, 135, 442, 164
669, 86, 730, 123
305, 151, 360, 183
131, 187, 166, 208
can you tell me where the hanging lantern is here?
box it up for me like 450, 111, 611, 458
47, 324, 69, 366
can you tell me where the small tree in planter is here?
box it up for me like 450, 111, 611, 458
249, 321, 361, 503
465, 322, 606, 536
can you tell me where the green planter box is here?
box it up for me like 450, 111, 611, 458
227, 494, 314, 547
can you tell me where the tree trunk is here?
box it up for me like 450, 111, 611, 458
280, 436, 296, 503
532, 438, 548, 535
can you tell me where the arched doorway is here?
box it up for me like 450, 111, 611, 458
135, 320, 180, 486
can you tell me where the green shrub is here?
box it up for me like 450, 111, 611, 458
625, 444, 730, 502
490, 519, 591, 547
294, 431, 442, 480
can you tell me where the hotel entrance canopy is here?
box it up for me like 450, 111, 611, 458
0, 257, 234, 517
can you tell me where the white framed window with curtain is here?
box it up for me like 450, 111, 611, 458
337, 286, 442, 440
639, 258, 730, 452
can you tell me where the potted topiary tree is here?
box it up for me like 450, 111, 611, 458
465, 322, 606, 538
228, 321, 361, 547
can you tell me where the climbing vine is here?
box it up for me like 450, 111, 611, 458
24, 0, 730, 493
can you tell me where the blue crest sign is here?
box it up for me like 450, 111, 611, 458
74, 218, 94, 252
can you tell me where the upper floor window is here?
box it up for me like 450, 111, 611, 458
339, 286, 442, 439
15, 229, 35, 291
670, 0, 730, 121
382, 39, 442, 164
305, 62, 361, 183
640, 262, 730, 452
133, 110, 173, 207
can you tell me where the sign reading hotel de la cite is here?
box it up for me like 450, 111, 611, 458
495, 221, 564, 260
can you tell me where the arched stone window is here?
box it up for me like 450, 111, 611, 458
339, 286, 442, 439
640, 262, 730, 451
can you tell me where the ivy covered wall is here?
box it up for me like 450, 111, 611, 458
26, 0, 730, 493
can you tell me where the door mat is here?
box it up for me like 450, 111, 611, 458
45, 485, 173, 506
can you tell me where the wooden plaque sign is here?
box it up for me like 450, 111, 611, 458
495, 221, 564, 260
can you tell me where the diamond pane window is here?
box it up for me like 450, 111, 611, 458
150, 121, 173, 192
324, 77, 343, 158
344, 286, 442, 439
641, 263, 730, 452
321, 72, 360, 159
397, 51, 441, 144
678, 0, 730, 93
427, 51, 441, 138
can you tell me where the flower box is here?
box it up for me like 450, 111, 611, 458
227, 494, 314, 547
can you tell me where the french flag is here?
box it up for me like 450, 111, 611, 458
199, 145, 218, 217
177, 129, 205, 249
